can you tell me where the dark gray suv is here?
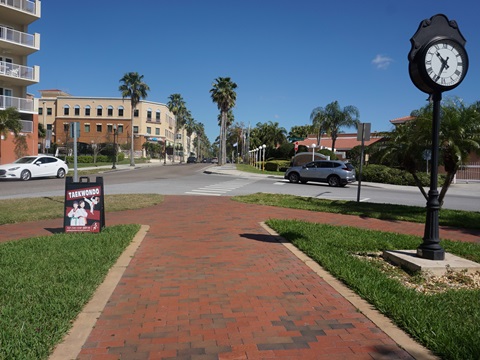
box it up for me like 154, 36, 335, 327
284, 160, 356, 187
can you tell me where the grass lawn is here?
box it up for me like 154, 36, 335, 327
233, 193, 480, 230
266, 219, 480, 360
0, 194, 163, 225
0, 224, 140, 360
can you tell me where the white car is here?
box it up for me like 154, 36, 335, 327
0, 155, 69, 181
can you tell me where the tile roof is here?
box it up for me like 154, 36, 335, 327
296, 133, 383, 151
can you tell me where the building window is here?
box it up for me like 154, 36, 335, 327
155, 128, 160, 135
63, 124, 69, 132
118, 106, 124, 117
38, 107, 43, 115
84, 124, 90, 133
47, 108, 52, 115
156, 110, 161, 122
97, 106, 103, 116
107, 124, 113, 133
74, 105, 80, 116
133, 126, 138, 134
134, 109, 139, 117
108, 106, 113, 116
146, 127, 151, 134
118, 125, 124, 133
96, 124, 102, 132
147, 109, 152, 121
85, 106, 91, 116
47, 124, 52, 130
63, 105, 70, 116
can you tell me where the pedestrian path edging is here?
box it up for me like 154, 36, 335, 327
48, 225, 150, 360
259, 221, 439, 360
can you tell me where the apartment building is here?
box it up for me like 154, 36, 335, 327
0, 0, 40, 164
38, 90, 195, 162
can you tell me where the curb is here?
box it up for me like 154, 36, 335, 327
48, 225, 150, 360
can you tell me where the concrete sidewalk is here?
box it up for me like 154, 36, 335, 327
6, 196, 479, 359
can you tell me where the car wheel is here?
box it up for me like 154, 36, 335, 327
21, 170, 31, 181
327, 175, 341, 187
288, 172, 300, 183
57, 168, 66, 178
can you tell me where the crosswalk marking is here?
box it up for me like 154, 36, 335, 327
186, 178, 256, 196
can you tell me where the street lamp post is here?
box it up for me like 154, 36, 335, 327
112, 124, 118, 169
164, 140, 167, 165
262, 144, 266, 171
311, 143, 316, 161
256, 148, 260, 170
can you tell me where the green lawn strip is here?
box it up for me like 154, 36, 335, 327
0, 194, 163, 225
233, 193, 480, 230
266, 219, 480, 360
0, 224, 140, 360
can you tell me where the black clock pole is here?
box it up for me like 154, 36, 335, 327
417, 92, 445, 260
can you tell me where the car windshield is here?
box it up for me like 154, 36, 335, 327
14, 157, 36, 164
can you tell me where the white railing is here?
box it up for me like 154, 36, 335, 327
0, 0, 37, 14
0, 61, 36, 81
0, 95, 34, 112
0, 26, 35, 48
456, 162, 480, 182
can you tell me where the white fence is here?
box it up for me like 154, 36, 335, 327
455, 162, 480, 182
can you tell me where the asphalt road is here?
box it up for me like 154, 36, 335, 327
0, 162, 479, 212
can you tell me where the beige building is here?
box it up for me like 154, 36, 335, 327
38, 90, 197, 162
0, 0, 41, 164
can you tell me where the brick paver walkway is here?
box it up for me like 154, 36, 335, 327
2, 195, 479, 359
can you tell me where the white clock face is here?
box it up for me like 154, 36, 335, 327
424, 40, 466, 87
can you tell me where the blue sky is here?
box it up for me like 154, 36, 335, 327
29, 0, 480, 143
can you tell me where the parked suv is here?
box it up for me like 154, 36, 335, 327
284, 160, 356, 187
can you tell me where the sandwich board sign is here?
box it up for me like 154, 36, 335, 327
64, 176, 105, 233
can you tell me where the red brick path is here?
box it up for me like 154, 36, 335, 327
2, 195, 478, 359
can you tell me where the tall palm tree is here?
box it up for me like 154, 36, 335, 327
167, 94, 187, 163
210, 77, 237, 165
324, 101, 360, 153
0, 107, 22, 162
310, 106, 328, 147
184, 112, 197, 156
119, 72, 150, 166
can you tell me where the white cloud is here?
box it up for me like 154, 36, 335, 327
372, 54, 393, 69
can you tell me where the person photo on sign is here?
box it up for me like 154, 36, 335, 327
67, 200, 88, 226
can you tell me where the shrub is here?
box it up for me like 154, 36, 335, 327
265, 160, 290, 172
359, 164, 445, 186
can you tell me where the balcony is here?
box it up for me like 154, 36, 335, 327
0, 61, 39, 85
0, 26, 40, 55
0, 95, 34, 113
0, 0, 40, 24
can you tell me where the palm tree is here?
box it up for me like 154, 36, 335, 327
119, 72, 150, 166
310, 106, 328, 147
413, 98, 480, 203
210, 77, 237, 165
167, 94, 187, 163
184, 113, 197, 156
323, 101, 360, 153
379, 98, 480, 207
288, 125, 312, 142
0, 107, 22, 162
